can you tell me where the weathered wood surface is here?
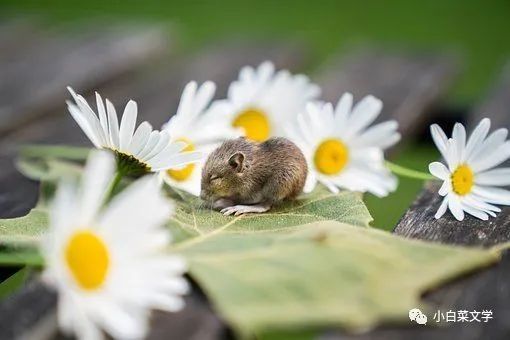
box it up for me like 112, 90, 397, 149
317, 47, 459, 140
0, 23, 169, 135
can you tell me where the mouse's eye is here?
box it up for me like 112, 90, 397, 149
210, 175, 221, 182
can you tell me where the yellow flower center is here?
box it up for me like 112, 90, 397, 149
314, 139, 349, 175
167, 138, 196, 182
232, 108, 271, 142
451, 164, 474, 196
65, 230, 109, 291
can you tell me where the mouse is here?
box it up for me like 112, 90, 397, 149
200, 137, 308, 216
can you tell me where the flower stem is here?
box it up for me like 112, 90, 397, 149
106, 171, 124, 201
385, 161, 436, 181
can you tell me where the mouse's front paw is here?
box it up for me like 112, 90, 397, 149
221, 204, 270, 216
212, 198, 234, 211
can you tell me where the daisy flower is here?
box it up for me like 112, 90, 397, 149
160, 81, 239, 196
287, 93, 400, 197
211, 61, 320, 142
429, 118, 510, 221
41, 151, 188, 340
67, 87, 202, 177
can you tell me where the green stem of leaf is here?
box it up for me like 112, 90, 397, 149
385, 161, 436, 181
0, 251, 44, 267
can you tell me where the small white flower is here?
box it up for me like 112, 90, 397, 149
67, 87, 202, 176
287, 93, 400, 197
429, 118, 510, 221
210, 61, 320, 142
160, 81, 239, 196
41, 151, 188, 340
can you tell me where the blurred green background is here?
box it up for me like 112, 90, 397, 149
1, 0, 509, 229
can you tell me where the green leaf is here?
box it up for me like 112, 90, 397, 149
0, 267, 32, 300
167, 185, 373, 244
178, 221, 500, 336
17, 157, 84, 182
19, 144, 90, 161
0, 208, 48, 248
0, 250, 44, 267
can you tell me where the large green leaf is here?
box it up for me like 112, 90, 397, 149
178, 220, 500, 336
166, 186, 373, 244
0, 208, 47, 248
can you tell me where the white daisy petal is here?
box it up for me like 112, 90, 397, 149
118, 100, 138, 151
351, 120, 400, 149
448, 195, 465, 221
430, 124, 449, 160
461, 203, 489, 221
67, 87, 107, 146
428, 161, 450, 180
143, 131, 170, 162
345, 95, 382, 137
129, 121, 152, 157
67, 102, 102, 148
152, 151, 203, 171
137, 131, 160, 160
476, 168, 510, 186
334, 92, 353, 129
146, 141, 188, 166
95, 92, 109, 147
438, 181, 450, 196
464, 117, 490, 159
452, 123, 466, 161
78, 151, 115, 226
92, 300, 147, 339
465, 194, 501, 214
106, 99, 120, 149
434, 196, 449, 219
471, 141, 510, 172
303, 171, 318, 193
467, 127, 508, 163
472, 186, 510, 205
100, 176, 171, 233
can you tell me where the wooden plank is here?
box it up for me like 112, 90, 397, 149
0, 40, 309, 339
0, 280, 57, 340
394, 181, 510, 246
0, 24, 169, 135
317, 47, 459, 139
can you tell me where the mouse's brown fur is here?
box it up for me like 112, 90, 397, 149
201, 137, 307, 214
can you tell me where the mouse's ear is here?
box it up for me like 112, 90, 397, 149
228, 152, 244, 172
